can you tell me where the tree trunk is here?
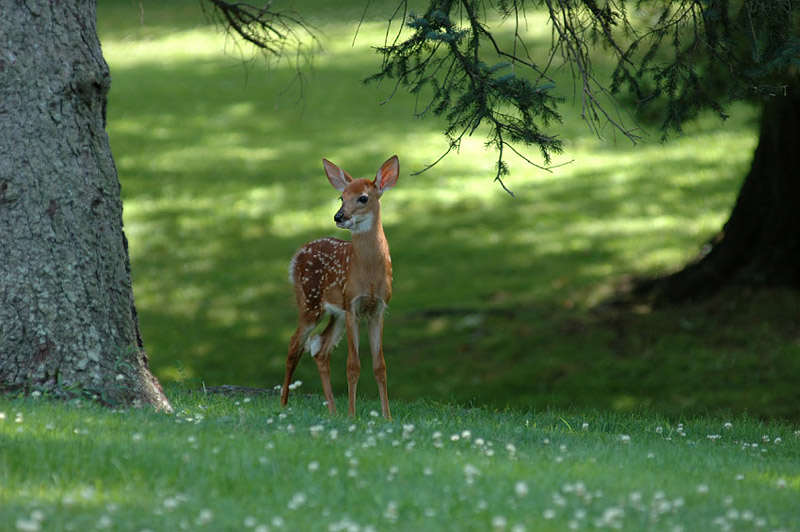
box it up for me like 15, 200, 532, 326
638, 75, 800, 304
0, 1, 171, 410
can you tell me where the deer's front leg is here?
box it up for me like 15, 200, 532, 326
368, 312, 391, 420
345, 311, 361, 417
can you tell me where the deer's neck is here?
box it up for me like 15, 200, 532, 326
350, 210, 389, 266
346, 210, 392, 303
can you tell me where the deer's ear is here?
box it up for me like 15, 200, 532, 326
374, 155, 399, 194
323, 158, 353, 192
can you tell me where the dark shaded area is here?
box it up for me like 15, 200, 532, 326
635, 77, 800, 304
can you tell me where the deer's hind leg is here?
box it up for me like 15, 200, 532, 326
368, 310, 391, 420
281, 318, 316, 407
312, 310, 346, 414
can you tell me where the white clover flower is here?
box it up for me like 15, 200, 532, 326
383, 501, 399, 522
287, 491, 307, 510
696, 484, 710, 494
620, 434, 631, 444
543, 509, 556, 520
581, 422, 589, 431
514, 481, 529, 498
724, 422, 733, 430
308, 461, 320, 472
553, 493, 567, 507
461, 430, 472, 440
15, 518, 40, 532
463, 464, 480, 477
196, 509, 213, 525
491, 515, 507, 530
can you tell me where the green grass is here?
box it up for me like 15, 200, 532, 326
94, 0, 800, 420
2, 391, 799, 531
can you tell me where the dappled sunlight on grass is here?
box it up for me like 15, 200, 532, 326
97, 0, 800, 419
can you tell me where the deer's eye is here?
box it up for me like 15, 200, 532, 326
357, 195, 369, 204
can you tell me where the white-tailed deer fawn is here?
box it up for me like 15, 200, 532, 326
281, 155, 399, 419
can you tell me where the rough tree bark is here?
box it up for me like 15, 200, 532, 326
0, 1, 171, 410
639, 76, 800, 304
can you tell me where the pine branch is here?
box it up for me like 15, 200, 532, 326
201, 0, 321, 98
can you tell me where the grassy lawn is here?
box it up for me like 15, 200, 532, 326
95, 0, 800, 420
2, 391, 799, 531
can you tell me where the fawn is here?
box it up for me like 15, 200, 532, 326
281, 155, 399, 419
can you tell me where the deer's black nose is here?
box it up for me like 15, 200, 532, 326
334, 211, 345, 223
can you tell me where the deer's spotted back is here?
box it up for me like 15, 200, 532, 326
289, 237, 350, 315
